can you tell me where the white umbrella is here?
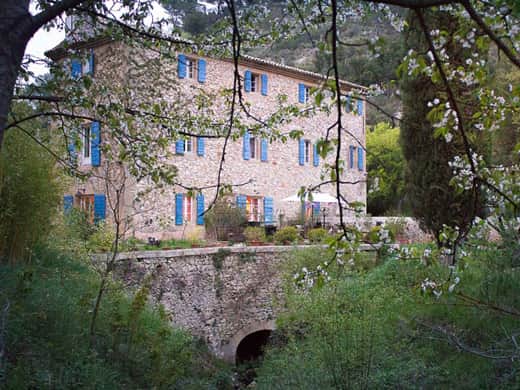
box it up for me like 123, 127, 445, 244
282, 191, 338, 203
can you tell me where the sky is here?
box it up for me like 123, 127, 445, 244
27, 3, 65, 76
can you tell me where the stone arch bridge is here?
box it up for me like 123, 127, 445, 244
112, 244, 380, 363
113, 245, 294, 363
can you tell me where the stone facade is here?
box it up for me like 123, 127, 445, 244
49, 38, 367, 239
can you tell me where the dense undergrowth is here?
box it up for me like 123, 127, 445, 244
255, 239, 520, 389
0, 246, 232, 389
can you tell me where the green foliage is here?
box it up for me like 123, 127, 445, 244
274, 226, 299, 244
384, 218, 407, 238
0, 246, 231, 388
204, 200, 247, 241
0, 121, 65, 263
212, 248, 231, 271
243, 226, 266, 242
307, 228, 328, 243
256, 239, 520, 388
365, 225, 395, 244
86, 222, 116, 252
399, 10, 487, 244
366, 123, 408, 216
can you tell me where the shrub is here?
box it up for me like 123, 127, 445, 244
307, 228, 328, 243
204, 200, 247, 241
274, 226, 299, 244
384, 218, 407, 238
87, 222, 116, 252
243, 227, 266, 242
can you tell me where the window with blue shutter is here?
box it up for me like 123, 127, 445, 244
345, 95, 352, 113
176, 140, 185, 155
175, 193, 184, 225
243, 132, 251, 160
298, 139, 305, 166
358, 147, 364, 171
196, 194, 205, 225
94, 194, 106, 223
236, 195, 247, 212
71, 58, 82, 78
313, 143, 319, 167
298, 83, 306, 103
244, 70, 252, 92
64, 195, 74, 214
349, 146, 355, 169
264, 197, 274, 225
198, 59, 206, 83
197, 137, 205, 156
260, 138, 268, 162
178, 54, 187, 79
357, 99, 364, 116
90, 121, 101, 167
261, 74, 268, 96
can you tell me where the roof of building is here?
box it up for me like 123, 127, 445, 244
45, 35, 367, 92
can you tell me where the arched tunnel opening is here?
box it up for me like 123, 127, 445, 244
235, 329, 273, 365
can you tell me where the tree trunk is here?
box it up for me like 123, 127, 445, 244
0, 0, 33, 150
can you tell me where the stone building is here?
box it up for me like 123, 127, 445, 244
48, 33, 367, 240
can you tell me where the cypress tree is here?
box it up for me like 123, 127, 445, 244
400, 10, 487, 248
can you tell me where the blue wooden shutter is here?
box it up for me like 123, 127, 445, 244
94, 194, 106, 223
260, 138, 268, 162
313, 143, 319, 167
346, 96, 352, 113
236, 195, 247, 211
349, 146, 355, 169
175, 193, 184, 225
178, 54, 187, 79
175, 140, 185, 155
71, 58, 82, 78
64, 195, 73, 214
261, 74, 268, 96
358, 147, 364, 171
91, 121, 101, 167
196, 194, 205, 225
198, 59, 206, 83
87, 50, 95, 75
357, 99, 363, 116
264, 197, 273, 225
298, 139, 305, 165
243, 132, 251, 160
197, 137, 205, 156
298, 83, 305, 103
244, 70, 252, 92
